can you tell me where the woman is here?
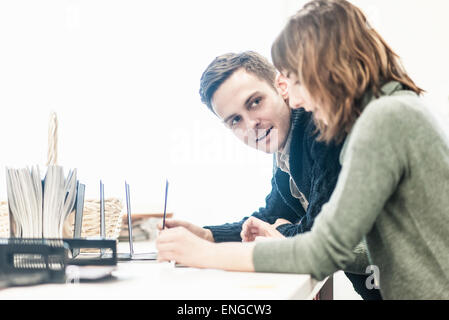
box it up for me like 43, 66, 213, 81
156, 0, 449, 299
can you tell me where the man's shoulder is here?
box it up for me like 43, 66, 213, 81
291, 108, 313, 130
290, 109, 338, 148
290, 109, 316, 146
289, 109, 342, 170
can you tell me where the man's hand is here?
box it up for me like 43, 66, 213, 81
240, 217, 286, 242
157, 219, 214, 242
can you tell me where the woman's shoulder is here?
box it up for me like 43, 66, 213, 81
346, 90, 447, 158
356, 91, 428, 135
365, 91, 423, 120
340, 92, 424, 164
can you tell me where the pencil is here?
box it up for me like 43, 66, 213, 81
162, 179, 169, 229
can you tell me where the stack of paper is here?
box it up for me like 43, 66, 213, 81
6, 165, 77, 238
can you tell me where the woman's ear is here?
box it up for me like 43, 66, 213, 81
275, 73, 289, 100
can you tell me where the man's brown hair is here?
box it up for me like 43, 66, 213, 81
271, 0, 423, 143
199, 51, 277, 112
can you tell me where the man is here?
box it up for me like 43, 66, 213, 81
162, 51, 381, 300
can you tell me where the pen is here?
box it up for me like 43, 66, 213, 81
100, 180, 105, 256
100, 180, 105, 239
125, 181, 134, 256
162, 179, 169, 229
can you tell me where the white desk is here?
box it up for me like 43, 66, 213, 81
0, 241, 333, 300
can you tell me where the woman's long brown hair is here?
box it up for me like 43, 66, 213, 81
272, 0, 423, 143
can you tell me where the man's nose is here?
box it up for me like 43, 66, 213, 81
246, 117, 260, 130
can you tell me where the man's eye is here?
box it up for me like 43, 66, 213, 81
250, 97, 262, 108
230, 116, 241, 127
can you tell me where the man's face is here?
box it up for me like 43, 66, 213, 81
211, 69, 291, 154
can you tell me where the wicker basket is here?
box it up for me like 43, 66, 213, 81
0, 198, 124, 240
63, 197, 125, 239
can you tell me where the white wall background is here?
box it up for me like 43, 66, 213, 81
0, 0, 291, 226
0, 0, 448, 229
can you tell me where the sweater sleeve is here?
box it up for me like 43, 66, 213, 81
204, 167, 304, 242
253, 100, 405, 280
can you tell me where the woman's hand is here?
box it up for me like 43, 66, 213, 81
156, 227, 256, 272
156, 226, 214, 268
240, 217, 287, 242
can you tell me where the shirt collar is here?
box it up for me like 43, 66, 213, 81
276, 124, 294, 172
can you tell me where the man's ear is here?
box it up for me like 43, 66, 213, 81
275, 73, 289, 100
